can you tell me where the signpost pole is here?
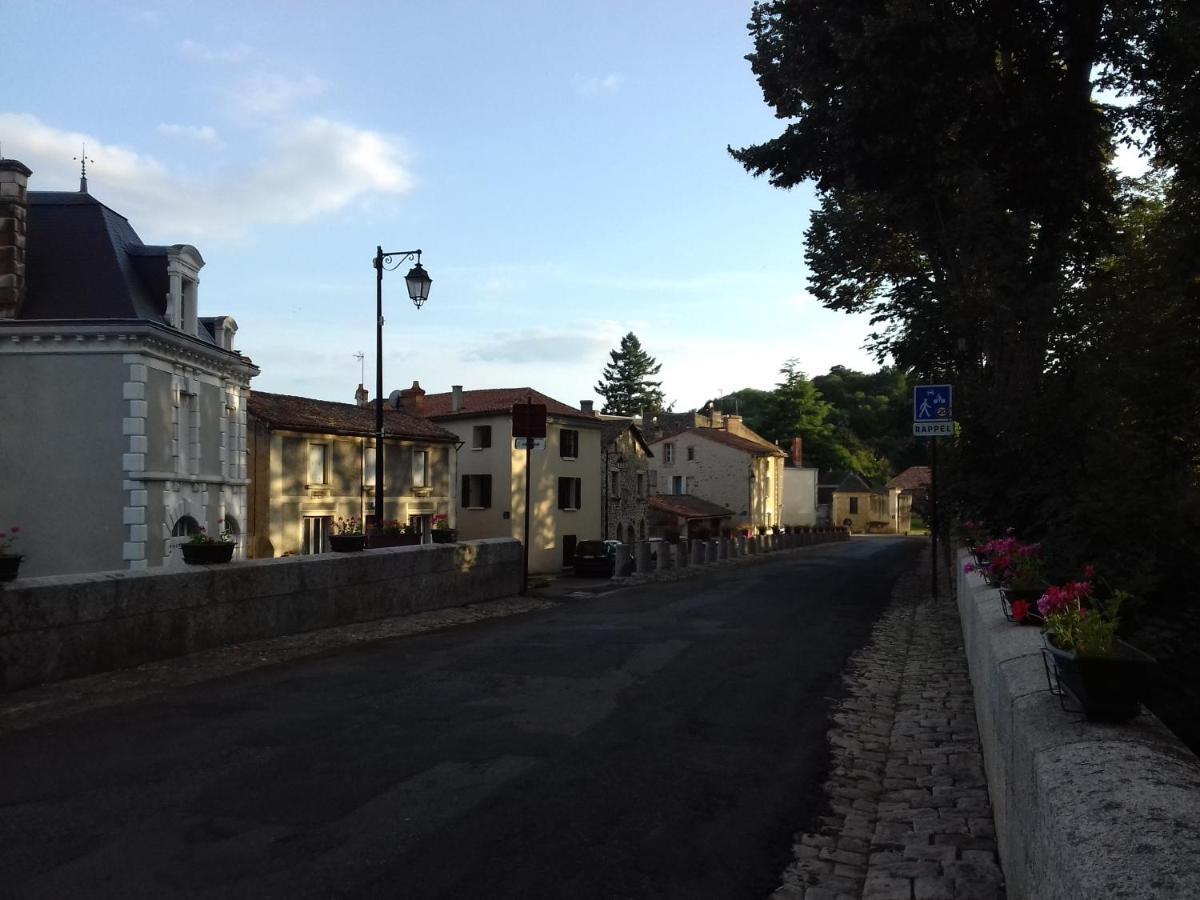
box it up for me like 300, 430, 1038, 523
522, 393, 532, 596
930, 436, 938, 601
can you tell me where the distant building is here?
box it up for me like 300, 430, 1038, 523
0, 159, 258, 576
246, 388, 459, 556
887, 466, 932, 520
827, 471, 911, 534
421, 386, 604, 573
599, 418, 655, 544
780, 437, 819, 527
647, 494, 734, 541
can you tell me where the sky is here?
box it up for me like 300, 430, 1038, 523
5, 2, 890, 410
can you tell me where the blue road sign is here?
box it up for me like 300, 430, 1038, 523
914, 385, 953, 422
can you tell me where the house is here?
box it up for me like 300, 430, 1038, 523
0, 159, 259, 576
647, 494, 734, 541
599, 417, 655, 544
780, 437, 819, 527
245, 388, 459, 556
646, 414, 785, 530
829, 471, 912, 534
420, 385, 604, 573
887, 465, 932, 521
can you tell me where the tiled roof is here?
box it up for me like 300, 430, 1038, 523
649, 494, 735, 519
600, 419, 655, 457
422, 387, 601, 425
248, 391, 458, 442
833, 472, 875, 493
887, 466, 932, 492
653, 426, 786, 458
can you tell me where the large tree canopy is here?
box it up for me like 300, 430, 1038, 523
594, 332, 666, 416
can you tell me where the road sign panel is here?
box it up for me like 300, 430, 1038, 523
914, 421, 955, 436
914, 385, 953, 422
512, 402, 547, 438
513, 437, 546, 450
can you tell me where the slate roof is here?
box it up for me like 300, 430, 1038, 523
648, 494, 735, 520
422, 387, 601, 425
248, 391, 458, 443
654, 426, 786, 458
600, 419, 655, 457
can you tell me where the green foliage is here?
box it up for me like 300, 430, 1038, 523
594, 332, 665, 416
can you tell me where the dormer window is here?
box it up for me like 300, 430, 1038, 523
166, 244, 205, 336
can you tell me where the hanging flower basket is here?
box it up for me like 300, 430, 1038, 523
1041, 635, 1157, 722
1000, 586, 1045, 626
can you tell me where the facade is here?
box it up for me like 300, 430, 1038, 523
646, 494, 734, 541
887, 466, 932, 520
0, 160, 258, 576
246, 389, 459, 557
646, 415, 785, 530
780, 437, 819, 527
599, 418, 655, 544
422, 386, 604, 573
830, 472, 912, 534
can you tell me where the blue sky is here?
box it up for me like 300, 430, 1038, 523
4, 1, 884, 410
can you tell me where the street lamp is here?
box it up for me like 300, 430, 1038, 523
373, 246, 433, 529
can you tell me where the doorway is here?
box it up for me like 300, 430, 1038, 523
562, 534, 577, 569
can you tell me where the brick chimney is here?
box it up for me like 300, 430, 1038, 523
790, 436, 803, 467
355, 384, 369, 407
451, 385, 463, 413
397, 380, 427, 416
580, 400, 594, 415
0, 159, 32, 320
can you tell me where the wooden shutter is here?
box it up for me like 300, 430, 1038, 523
481, 475, 492, 508
461, 474, 471, 507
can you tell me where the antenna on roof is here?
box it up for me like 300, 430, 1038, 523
353, 351, 365, 384
74, 144, 94, 193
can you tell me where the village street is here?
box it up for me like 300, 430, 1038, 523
0, 539, 923, 899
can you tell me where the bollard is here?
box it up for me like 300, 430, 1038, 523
677, 539, 690, 568
635, 540, 651, 575
719, 537, 730, 560
611, 543, 631, 580
707, 538, 719, 562
692, 539, 706, 565
659, 541, 675, 571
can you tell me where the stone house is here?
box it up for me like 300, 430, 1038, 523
887, 465, 932, 520
780, 437, 819, 527
420, 385, 604, 573
246, 389, 459, 556
599, 418, 655, 544
829, 472, 912, 534
0, 159, 258, 576
646, 415, 785, 530
647, 494, 734, 541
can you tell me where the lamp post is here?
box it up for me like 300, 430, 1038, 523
373, 246, 432, 530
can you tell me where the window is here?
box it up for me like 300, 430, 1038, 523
364, 446, 376, 486
672, 475, 684, 495
849, 497, 859, 514
308, 443, 328, 485
687, 445, 695, 461
558, 476, 582, 510
303, 516, 330, 554
412, 449, 428, 488
648, 469, 658, 494
609, 470, 620, 497
663, 443, 674, 464
461, 474, 493, 509
637, 472, 645, 498
560, 428, 579, 459
472, 425, 491, 449
171, 515, 201, 537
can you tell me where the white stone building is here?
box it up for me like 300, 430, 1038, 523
0, 159, 258, 576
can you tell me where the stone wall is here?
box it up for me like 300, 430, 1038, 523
0, 538, 522, 693
956, 550, 1200, 899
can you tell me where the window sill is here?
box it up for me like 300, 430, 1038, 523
558, 507, 579, 513
464, 506, 489, 511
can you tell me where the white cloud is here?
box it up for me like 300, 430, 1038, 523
0, 112, 413, 241
575, 73, 625, 97
233, 72, 327, 117
464, 327, 616, 364
157, 123, 222, 146
181, 39, 254, 64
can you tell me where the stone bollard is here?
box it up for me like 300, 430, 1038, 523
707, 538, 720, 562
692, 539, 706, 565
635, 540, 651, 575
748, 536, 758, 555
659, 541, 675, 571
677, 540, 690, 568
612, 543, 631, 579
719, 538, 730, 560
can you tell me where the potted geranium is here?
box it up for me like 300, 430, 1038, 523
368, 519, 420, 548
0, 525, 23, 581
1040, 569, 1156, 721
991, 537, 1046, 625
330, 516, 366, 552
181, 526, 236, 565
430, 514, 457, 544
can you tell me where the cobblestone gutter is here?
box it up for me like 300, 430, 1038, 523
773, 550, 1004, 900
957, 550, 1200, 899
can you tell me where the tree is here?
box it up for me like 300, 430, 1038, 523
594, 332, 665, 416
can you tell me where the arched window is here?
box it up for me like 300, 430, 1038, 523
172, 515, 201, 537
616, 523, 624, 544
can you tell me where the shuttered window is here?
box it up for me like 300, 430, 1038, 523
461, 474, 493, 509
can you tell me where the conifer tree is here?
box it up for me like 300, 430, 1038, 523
594, 332, 665, 416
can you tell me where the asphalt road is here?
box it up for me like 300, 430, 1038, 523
0, 537, 922, 899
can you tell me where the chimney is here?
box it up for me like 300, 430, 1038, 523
451, 385, 463, 413
397, 380, 427, 417
0, 159, 33, 320
580, 400, 594, 415
790, 436, 803, 467
355, 384, 369, 407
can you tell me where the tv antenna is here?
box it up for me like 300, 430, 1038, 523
353, 351, 365, 384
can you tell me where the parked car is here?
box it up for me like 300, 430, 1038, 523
574, 539, 630, 577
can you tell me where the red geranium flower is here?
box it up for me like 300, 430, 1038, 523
1012, 599, 1030, 623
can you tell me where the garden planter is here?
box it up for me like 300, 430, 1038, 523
330, 534, 366, 552
1001, 586, 1045, 625
368, 533, 420, 548
431, 529, 457, 544
1042, 635, 1157, 722
181, 542, 235, 565
0, 554, 23, 581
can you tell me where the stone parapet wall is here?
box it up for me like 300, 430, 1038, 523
0, 538, 522, 692
956, 549, 1200, 899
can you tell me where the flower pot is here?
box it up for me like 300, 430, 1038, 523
368, 533, 420, 548
1042, 635, 1157, 722
431, 529, 457, 544
181, 542, 235, 565
1001, 586, 1044, 626
330, 534, 366, 552
0, 554, 23, 582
